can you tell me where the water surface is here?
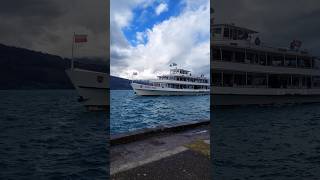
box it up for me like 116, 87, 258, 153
0, 90, 108, 179
212, 104, 320, 179
110, 90, 209, 135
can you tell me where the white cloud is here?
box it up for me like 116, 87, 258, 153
110, 0, 155, 28
155, 3, 168, 15
111, 0, 210, 79
136, 31, 146, 44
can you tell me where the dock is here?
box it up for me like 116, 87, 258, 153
110, 120, 211, 180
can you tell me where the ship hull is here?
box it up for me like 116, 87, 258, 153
212, 87, 320, 106
131, 83, 209, 96
66, 68, 108, 111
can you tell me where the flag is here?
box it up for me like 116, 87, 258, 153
294, 40, 302, 48
290, 40, 302, 49
74, 34, 88, 43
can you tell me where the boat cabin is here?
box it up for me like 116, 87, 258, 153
212, 24, 258, 41
170, 68, 190, 75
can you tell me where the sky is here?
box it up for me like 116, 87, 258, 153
0, 0, 109, 59
213, 0, 320, 57
110, 0, 210, 79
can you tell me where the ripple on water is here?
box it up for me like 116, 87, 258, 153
110, 90, 210, 135
213, 104, 320, 179
0, 90, 108, 179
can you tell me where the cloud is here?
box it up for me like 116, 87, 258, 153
213, 0, 320, 56
111, 0, 210, 79
155, 3, 168, 15
0, 0, 109, 59
136, 32, 147, 44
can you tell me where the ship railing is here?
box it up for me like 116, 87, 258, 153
213, 39, 309, 55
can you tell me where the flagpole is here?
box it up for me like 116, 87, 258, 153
71, 32, 75, 69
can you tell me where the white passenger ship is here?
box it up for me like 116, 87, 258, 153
131, 65, 210, 96
211, 23, 320, 106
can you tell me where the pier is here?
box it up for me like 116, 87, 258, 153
110, 120, 210, 180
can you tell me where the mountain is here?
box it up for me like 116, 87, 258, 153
110, 76, 131, 90
0, 43, 133, 90
0, 44, 108, 89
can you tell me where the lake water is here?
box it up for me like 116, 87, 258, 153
0, 90, 108, 179
3, 90, 318, 179
110, 90, 210, 135
212, 104, 320, 179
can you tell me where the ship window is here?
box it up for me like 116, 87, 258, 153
269, 75, 291, 88
271, 54, 284, 66
301, 76, 307, 88
253, 53, 259, 64
234, 72, 246, 86
259, 53, 266, 65
280, 75, 291, 88
230, 28, 234, 39
223, 28, 230, 38
222, 72, 233, 87
307, 76, 312, 88
266, 54, 272, 66
245, 51, 260, 64
292, 76, 301, 88
237, 30, 244, 40
269, 75, 280, 88
222, 49, 233, 61
297, 56, 303, 67
235, 51, 245, 63
213, 28, 221, 34
212, 48, 221, 61
284, 55, 296, 67
312, 76, 320, 88
300, 57, 311, 68
247, 73, 267, 87
246, 52, 254, 64
231, 28, 237, 40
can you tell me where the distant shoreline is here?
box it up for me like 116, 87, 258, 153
0, 89, 74, 91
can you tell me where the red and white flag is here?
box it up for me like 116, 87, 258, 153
74, 34, 88, 43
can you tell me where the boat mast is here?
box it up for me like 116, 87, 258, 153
132, 72, 137, 83
71, 32, 75, 69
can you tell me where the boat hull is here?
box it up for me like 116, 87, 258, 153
131, 83, 209, 96
212, 87, 320, 106
66, 68, 108, 110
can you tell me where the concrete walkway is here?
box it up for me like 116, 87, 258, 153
110, 121, 210, 180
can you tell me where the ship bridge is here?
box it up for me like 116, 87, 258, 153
170, 68, 190, 75
212, 24, 258, 41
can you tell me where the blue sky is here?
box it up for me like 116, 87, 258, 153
110, 0, 210, 79
122, 0, 186, 46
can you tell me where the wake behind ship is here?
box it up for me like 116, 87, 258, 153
211, 23, 320, 106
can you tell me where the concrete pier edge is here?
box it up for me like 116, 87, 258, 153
110, 119, 210, 146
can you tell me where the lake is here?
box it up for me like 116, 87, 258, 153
110, 90, 210, 135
